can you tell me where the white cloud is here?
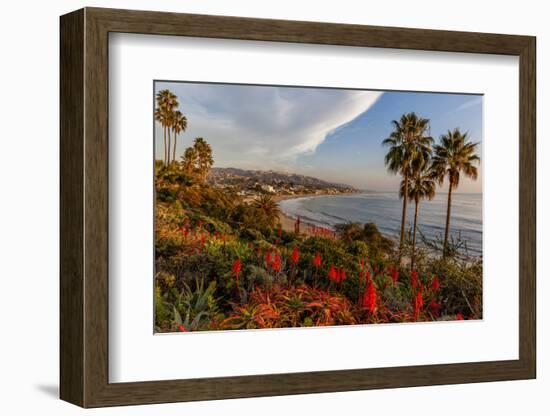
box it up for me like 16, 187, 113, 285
452, 95, 483, 113
157, 83, 382, 169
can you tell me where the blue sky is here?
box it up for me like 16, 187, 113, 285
155, 81, 482, 192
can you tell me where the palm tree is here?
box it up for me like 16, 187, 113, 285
171, 110, 188, 165
431, 128, 480, 256
383, 113, 433, 261
165, 107, 175, 164
252, 195, 281, 228
154, 91, 169, 165
193, 138, 214, 182
400, 164, 436, 269
168, 90, 179, 164
155, 89, 179, 165
180, 138, 214, 182
181, 146, 199, 176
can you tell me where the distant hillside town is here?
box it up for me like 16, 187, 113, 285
207, 167, 357, 197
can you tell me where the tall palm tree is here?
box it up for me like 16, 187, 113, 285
252, 195, 281, 228
168, 90, 179, 164
165, 107, 175, 165
383, 113, 433, 261
154, 90, 170, 165
171, 110, 188, 165
400, 164, 436, 269
431, 128, 480, 256
155, 89, 178, 165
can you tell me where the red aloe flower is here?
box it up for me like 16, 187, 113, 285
431, 275, 440, 291
411, 270, 419, 291
328, 265, 337, 282
313, 252, 321, 268
232, 259, 241, 287
341, 269, 346, 282
456, 313, 464, 320
265, 250, 272, 268
429, 299, 441, 317
177, 324, 187, 332
413, 291, 424, 321
272, 253, 281, 272
365, 270, 372, 284
360, 259, 365, 270
363, 282, 377, 313
291, 247, 299, 265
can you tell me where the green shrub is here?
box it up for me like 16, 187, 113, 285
427, 257, 482, 319
156, 186, 178, 203
239, 227, 264, 242
155, 235, 181, 258
347, 240, 369, 258
154, 286, 172, 332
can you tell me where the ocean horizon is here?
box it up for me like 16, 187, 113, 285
278, 191, 482, 256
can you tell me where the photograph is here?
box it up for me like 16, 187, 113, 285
153, 81, 483, 333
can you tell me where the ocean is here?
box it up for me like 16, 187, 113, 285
278, 192, 482, 256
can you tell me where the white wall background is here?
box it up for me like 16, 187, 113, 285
0, 0, 545, 414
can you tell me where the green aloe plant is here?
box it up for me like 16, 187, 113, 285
171, 278, 219, 331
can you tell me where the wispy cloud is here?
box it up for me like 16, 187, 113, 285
156, 82, 382, 169
451, 95, 483, 113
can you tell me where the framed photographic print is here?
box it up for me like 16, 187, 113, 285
60, 7, 536, 408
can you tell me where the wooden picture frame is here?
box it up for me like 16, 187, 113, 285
60, 7, 536, 408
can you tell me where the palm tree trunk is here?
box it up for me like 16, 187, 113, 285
167, 129, 172, 164
398, 171, 409, 262
443, 181, 453, 256
172, 132, 177, 164
163, 127, 167, 165
411, 199, 419, 270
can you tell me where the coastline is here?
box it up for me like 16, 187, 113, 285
271, 192, 345, 203
275, 192, 482, 259
275, 194, 410, 265
275, 192, 339, 236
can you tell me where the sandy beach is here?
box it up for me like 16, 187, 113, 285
278, 210, 300, 233
274, 193, 338, 237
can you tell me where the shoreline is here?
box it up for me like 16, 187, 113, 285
275, 192, 343, 237
278, 210, 338, 238
274, 192, 482, 259
271, 191, 354, 203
